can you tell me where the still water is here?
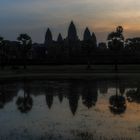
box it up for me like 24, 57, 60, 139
0, 76, 140, 140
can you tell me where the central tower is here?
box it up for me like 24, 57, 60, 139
67, 21, 78, 42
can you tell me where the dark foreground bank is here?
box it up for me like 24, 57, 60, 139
1, 65, 140, 80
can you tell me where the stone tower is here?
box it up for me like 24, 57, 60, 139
67, 21, 78, 42
44, 28, 52, 47
83, 27, 92, 41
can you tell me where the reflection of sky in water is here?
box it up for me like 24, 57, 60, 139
0, 79, 140, 139
1, 0, 140, 42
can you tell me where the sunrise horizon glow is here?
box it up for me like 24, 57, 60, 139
1, 0, 140, 43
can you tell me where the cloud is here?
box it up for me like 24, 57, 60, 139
0, 0, 140, 42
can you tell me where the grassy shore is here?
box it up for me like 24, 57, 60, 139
1, 65, 140, 80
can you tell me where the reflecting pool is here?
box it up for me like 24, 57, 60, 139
0, 76, 140, 140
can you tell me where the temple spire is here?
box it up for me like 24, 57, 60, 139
57, 33, 63, 43
44, 28, 52, 47
67, 21, 78, 41
83, 27, 92, 41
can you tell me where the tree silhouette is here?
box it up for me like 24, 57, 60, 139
125, 37, 140, 51
98, 81, 108, 94
16, 89, 33, 113
0, 83, 6, 109
109, 79, 126, 115
107, 26, 124, 50
107, 26, 124, 71
0, 36, 5, 69
98, 42, 107, 50
82, 81, 98, 108
0, 37, 4, 49
17, 34, 32, 69
126, 88, 140, 103
119, 84, 125, 95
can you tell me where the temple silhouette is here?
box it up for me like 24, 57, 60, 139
1, 21, 140, 67
0, 78, 140, 115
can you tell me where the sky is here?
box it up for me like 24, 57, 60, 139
0, 0, 140, 43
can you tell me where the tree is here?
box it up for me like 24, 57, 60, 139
82, 81, 98, 108
17, 34, 32, 69
98, 42, 107, 50
107, 26, 124, 50
0, 36, 5, 69
109, 94, 126, 114
0, 36, 4, 45
16, 89, 33, 113
125, 37, 140, 51
109, 78, 126, 115
126, 88, 140, 103
107, 26, 124, 71
0, 83, 6, 109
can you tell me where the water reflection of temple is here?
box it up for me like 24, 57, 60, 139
0, 78, 140, 115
